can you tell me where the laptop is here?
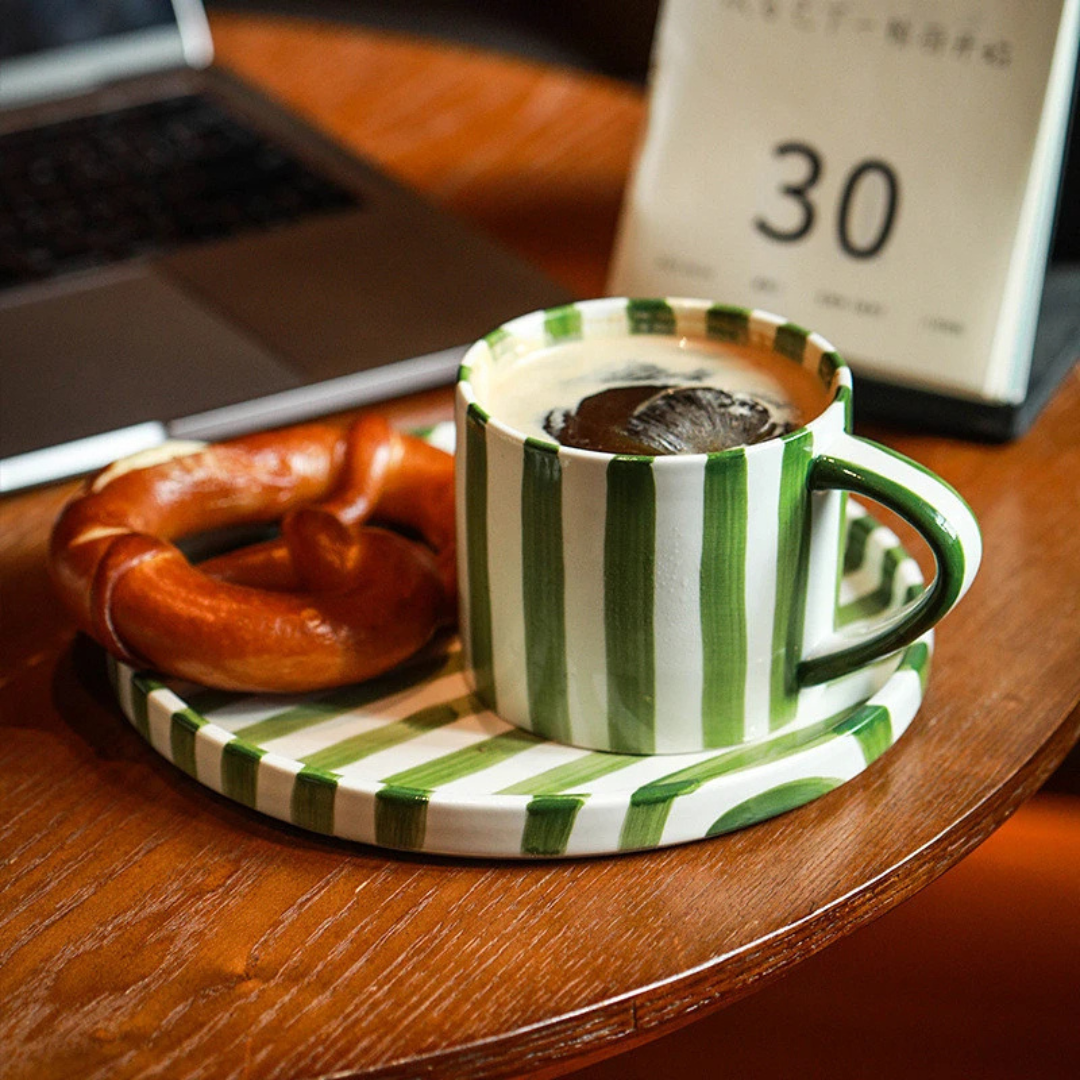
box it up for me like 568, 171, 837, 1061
0, 0, 570, 491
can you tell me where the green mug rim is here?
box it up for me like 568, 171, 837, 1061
455, 297, 854, 462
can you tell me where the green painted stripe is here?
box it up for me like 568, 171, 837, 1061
700, 450, 748, 746
544, 303, 583, 341
836, 545, 905, 626
497, 750, 637, 795
379, 727, 540, 789
170, 707, 206, 778
291, 766, 337, 834
707, 776, 842, 836
465, 403, 495, 705
232, 651, 459, 745
522, 439, 570, 742
522, 795, 585, 856
773, 322, 810, 363
900, 640, 933, 692
770, 431, 814, 728
375, 785, 428, 849
817, 350, 842, 385
619, 802, 670, 850
835, 703, 893, 764
627, 298, 676, 335
221, 740, 264, 808
706, 304, 751, 344
484, 326, 513, 360
836, 384, 854, 427
298, 693, 481, 772
131, 672, 165, 740
842, 514, 877, 574
605, 456, 656, 754
619, 778, 699, 849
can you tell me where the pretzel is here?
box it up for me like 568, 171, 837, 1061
49, 415, 456, 693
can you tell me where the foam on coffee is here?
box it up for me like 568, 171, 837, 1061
485, 335, 830, 454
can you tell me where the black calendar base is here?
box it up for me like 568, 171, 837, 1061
853, 263, 1080, 442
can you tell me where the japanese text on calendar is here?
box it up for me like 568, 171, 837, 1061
721, 0, 1014, 67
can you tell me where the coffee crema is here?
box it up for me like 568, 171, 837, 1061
485, 335, 831, 454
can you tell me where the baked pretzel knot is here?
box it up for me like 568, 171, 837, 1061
49, 416, 455, 693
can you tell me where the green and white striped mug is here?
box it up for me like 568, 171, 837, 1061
455, 298, 981, 755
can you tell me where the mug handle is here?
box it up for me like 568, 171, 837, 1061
797, 432, 982, 687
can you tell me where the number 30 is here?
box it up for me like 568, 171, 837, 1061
755, 142, 900, 260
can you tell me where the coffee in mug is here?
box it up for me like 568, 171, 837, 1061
487, 334, 830, 454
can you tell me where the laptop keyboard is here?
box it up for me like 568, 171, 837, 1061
0, 94, 361, 290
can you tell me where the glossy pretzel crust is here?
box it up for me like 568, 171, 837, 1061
49, 416, 455, 692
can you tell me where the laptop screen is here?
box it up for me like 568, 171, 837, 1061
0, 1, 179, 59
0, 1, 211, 106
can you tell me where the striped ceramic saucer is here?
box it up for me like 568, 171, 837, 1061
108, 499, 930, 859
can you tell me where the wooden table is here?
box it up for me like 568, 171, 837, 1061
3, 14, 1079, 1080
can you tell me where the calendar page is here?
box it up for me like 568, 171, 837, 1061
609, 0, 1080, 404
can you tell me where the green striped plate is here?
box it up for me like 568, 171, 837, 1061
108, 496, 931, 858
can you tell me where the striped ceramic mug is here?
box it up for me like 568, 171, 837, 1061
455, 298, 981, 755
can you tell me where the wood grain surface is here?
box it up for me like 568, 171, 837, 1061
2, 14, 1079, 1080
